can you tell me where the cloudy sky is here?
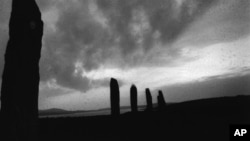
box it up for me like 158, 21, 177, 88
0, 0, 250, 111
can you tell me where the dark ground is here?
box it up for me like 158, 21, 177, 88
37, 95, 250, 141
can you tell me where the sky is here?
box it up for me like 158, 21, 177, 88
0, 0, 250, 111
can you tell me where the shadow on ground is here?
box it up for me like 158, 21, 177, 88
37, 95, 250, 141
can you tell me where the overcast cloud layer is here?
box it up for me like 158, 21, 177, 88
0, 0, 250, 110
37, 0, 250, 92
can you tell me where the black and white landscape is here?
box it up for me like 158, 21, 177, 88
0, 0, 250, 141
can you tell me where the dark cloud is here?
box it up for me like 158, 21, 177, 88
39, 83, 74, 100
39, 0, 114, 91
36, 0, 250, 91
177, 0, 250, 47
96, 0, 217, 51
0, 0, 249, 108
0, 0, 249, 92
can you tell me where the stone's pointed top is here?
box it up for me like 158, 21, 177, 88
131, 84, 136, 88
110, 78, 119, 87
145, 88, 153, 111
130, 84, 137, 92
110, 77, 116, 81
11, 0, 42, 18
158, 90, 166, 109
9, 0, 43, 38
130, 84, 138, 113
146, 88, 151, 94
110, 77, 118, 84
110, 77, 120, 116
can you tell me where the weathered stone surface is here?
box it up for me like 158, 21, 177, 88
145, 88, 153, 111
1, 0, 43, 140
130, 84, 138, 113
110, 78, 120, 116
157, 90, 166, 110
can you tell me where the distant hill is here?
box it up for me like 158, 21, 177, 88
38, 95, 249, 117
38, 104, 159, 117
1, 95, 249, 141
163, 95, 250, 115
39, 108, 78, 116
37, 95, 250, 141
120, 95, 250, 120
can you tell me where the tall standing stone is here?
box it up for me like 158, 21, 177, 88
157, 90, 166, 110
110, 78, 120, 116
145, 88, 153, 111
0, 0, 43, 140
130, 84, 138, 113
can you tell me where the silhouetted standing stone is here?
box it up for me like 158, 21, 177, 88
0, 0, 43, 141
157, 90, 166, 110
145, 88, 153, 111
110, 78, 120, 116
130, 84, 138, 113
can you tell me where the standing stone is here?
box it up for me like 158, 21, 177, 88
157, 90, 166, 110
0, 0, 43, 140
145, 88, 153, 111
130, 84, 138, 113
110, 78, 120, 116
